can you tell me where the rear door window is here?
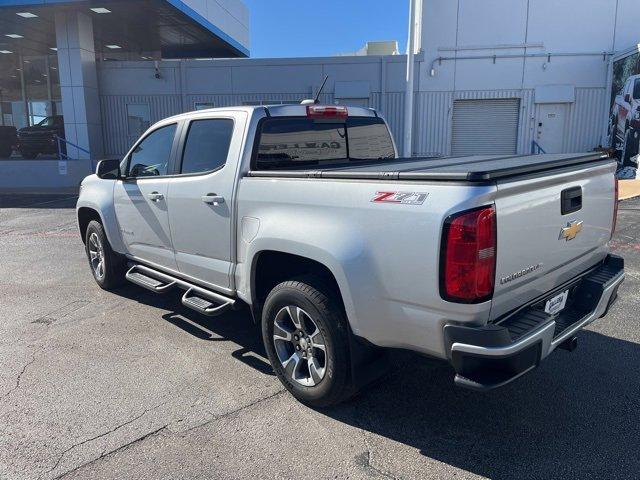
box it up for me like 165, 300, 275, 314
180, 119, 234, 174
254, 117, 395, 170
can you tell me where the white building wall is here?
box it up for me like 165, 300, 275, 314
416, 0, 640, 156
98, 56, 410, 156
97, 0, 640, 157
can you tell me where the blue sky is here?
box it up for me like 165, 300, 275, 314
243, 0, 409, 58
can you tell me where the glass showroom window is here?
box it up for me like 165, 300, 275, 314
127, 104, 151, 136
0, 53, 60, 129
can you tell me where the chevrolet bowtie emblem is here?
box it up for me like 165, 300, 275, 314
559, 220, 583, 241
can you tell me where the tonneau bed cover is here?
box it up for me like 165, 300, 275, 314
247, 152, 611, 182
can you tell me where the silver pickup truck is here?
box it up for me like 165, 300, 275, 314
77, 104, 624, 406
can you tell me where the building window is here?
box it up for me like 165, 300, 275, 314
194, 102, 215, 110
127, 104, 151, 136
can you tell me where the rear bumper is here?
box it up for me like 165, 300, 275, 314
444, 254, 625, 391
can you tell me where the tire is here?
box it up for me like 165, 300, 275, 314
262, 276, 352, 407
19, 149, 37, 159
621, 128, 639, 167
84, 220, 126, 290
608, 116, 618, 149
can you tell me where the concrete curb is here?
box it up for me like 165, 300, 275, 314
619, 179, 640, 201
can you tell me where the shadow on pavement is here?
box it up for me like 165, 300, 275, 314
111, 282, 639, 480
0, 194, 78, 209
324, 330, 640, 480
114, 284, 275, 376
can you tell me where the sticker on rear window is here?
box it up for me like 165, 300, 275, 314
371, 191, 428, 205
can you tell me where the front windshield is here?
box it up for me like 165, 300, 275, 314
37, 116, 59, 127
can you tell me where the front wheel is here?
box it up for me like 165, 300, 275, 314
621, 129, 639, 167
262, 277, 353, 407
608, 116, 618, 149
84, 220, 126, 290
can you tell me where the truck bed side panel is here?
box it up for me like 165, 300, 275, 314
236, 177, 497, 358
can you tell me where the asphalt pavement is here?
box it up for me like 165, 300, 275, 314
1, 193, 639, 480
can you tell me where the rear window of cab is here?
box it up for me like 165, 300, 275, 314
254, 117, 395, 170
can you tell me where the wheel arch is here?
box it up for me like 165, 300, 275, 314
77, 207, 102, 244
249, 249, 355, 331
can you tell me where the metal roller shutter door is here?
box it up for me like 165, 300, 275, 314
451, 98, 520, 156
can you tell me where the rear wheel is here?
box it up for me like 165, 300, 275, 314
84, 220, 126, 290
262, 276, 353, 407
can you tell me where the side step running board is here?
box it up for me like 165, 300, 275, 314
126, 266, 177, 293
181, 288, 233, 316
125, 264, 235, 317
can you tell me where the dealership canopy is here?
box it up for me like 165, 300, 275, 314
0, 0, 249, 59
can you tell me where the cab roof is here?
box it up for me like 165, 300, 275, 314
162, 104, 378, 123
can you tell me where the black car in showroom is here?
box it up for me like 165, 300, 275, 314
0, 126, 17, 158
17, 115, 65, 159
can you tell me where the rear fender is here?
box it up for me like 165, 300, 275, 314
240, 235, 368, 336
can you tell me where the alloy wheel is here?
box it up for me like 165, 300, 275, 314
272, 306, 327, 387
88, 232, 105, 280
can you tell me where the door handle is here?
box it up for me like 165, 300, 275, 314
201, 193, 225, 206
148, 192, 164, 202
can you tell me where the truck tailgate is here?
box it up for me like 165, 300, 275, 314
489, 159, 617, 320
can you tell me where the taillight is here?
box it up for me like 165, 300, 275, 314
306, 105, 348, 118
440, 205, 497, 303
611, 176, 619, 239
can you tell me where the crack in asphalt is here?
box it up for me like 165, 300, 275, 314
53, 424, 169, 480
45, 401, 168, 478
0, 349, 36, 402
51, 389, 286, 479
361, 433, 398, 479
195, 388, 286, 434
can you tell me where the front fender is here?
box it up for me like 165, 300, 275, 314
76, 175, 126, 254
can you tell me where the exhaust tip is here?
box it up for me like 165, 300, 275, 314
559, 336, 578, 352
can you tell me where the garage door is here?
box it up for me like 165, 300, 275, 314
451, 98, 520, 156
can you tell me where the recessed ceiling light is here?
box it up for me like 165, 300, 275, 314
5, 34, 24, 39
0, 50, 13, 54
16, 12, 38, 18
50, 47, 57, 51
10, 75, 17, 78
105, 44, 122, 49
42, 73, 48, 77
50, 66, 57, 70
90, 7, 111, 13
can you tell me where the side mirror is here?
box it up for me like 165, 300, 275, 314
96, 159, 121, 180
625, 93, 631, 103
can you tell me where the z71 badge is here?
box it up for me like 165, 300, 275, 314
371, 191, 429, 205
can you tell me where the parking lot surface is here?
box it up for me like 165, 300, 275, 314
1, 193, 639, 480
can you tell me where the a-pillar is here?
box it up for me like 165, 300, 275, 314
54, 10, 103, 160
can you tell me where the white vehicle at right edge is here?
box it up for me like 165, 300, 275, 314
77, 102, 624, 406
